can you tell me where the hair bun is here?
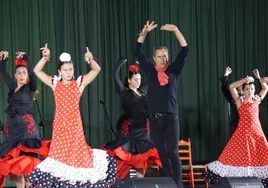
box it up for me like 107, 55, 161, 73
129, 65, 139, 73
59, 52, 71, 62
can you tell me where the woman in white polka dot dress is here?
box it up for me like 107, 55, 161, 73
203, 73, 268, 187
27, 44, 117, 188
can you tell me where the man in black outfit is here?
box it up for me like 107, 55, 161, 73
135, 21, 188, 187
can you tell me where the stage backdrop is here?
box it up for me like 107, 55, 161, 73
1, 0, 268, 186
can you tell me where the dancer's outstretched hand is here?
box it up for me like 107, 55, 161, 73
0, 51, 9, 61
16, 51, 26, 59
244, 76, 254, 83
224, 66, 232, 76
40, 43, 50, 59
141, 21, 158, 34
160, 24, 179, 32
253, 69, 261, 79
84, 47, 93, 64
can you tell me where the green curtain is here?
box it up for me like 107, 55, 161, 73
1, 0, 268, 186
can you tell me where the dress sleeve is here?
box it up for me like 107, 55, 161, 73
169, 46, 189, 75
52, 75, 61, 86
113, 58, 126, 95
24, 54, 37, 91
76, 75, 84, 87
219, 76, 235, 104
0, 59, 16, 90
135, 42, 154, 75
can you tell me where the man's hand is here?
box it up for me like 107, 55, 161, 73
160, 24, 179, 32
141, 21, 158, 35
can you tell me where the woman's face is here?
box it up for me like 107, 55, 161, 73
128, 73, 141, 89
244, 84, 255, 99
58, 63, 74, 81
15, 66, 28, 85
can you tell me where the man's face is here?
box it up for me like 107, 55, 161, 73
153, 49, 169, 68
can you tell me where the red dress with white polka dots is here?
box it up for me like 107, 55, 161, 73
27, 77, 117, 187
207, 98, 268, 179
49, 79, 94, 167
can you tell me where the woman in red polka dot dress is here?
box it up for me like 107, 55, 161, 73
27, 44, 117, 187
203, 74, 268, 187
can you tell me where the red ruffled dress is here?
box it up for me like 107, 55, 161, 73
204, 97, 268, 187
27, 76, 117, 187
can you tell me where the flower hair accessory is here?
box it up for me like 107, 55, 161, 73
15, 59, 27, 66
59, 52, 71, 62
129, 65, 139, 73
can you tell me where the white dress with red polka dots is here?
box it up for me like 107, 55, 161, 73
207, 97, 268, 179
27, 76, 117, 187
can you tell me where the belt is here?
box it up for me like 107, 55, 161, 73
149, 113, 173, 118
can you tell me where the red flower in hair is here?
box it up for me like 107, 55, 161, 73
15, 59, 27, 66
129, 65, 139, 73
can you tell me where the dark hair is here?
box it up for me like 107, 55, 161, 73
57, 60, 73, 70
242, 82, 254, 90
153, 46, 169, 57
124, 71, 140, 88
15, 65, 27, 70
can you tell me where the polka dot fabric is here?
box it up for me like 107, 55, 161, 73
27, 78, 117, 187
49, 78, 94, 168
28, 156, 117, 188
204, 98, 268, 187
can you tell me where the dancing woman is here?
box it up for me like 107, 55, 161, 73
102, 58, 161, 179
0, 51, 49, 188
27, 44, 117, 187
204, 74, 268, 187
